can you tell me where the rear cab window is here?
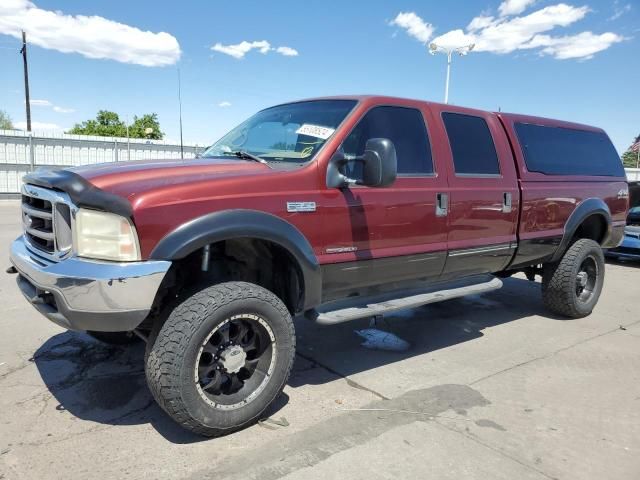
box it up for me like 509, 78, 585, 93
442, 112, 500, 176
514, 123, 625, 177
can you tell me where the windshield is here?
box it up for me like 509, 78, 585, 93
201, 100, 357, 164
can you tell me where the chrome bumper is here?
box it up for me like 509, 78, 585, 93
9, 236, 171, 332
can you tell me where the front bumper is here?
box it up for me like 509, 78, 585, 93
10, 236, 171, 332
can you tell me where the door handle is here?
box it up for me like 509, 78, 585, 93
503, 192, 512, 213
436, 193, 448, 217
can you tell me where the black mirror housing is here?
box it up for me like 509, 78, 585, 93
360, 138, 397, 187
326, 138, 397, 188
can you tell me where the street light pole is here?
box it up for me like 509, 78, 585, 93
444, 50, 452, 104
429, 43, 475, 104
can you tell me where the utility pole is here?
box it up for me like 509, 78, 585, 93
177, 67, 184, 159
429, 42, 475, 104
20, 30, 32, 132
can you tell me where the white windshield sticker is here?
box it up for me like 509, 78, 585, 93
296, 124, 335, 140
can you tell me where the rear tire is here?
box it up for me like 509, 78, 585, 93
86, 330, 139, 345
542, 239, 605, 318
145, 281, 295, 437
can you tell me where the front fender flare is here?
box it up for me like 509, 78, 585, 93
149, 209, 321, 310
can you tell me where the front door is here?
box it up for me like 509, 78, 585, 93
319, 104, 449, 299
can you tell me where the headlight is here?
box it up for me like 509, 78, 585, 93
74, 209, 141, 261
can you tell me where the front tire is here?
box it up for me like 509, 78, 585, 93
542, 239, 605, 318
145, 282, 295, 437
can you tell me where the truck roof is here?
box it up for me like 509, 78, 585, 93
283, 94, 604, 133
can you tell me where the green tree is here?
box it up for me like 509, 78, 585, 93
622, 133, 640, 168
69, 110, 127, 137
0, 110, 14, 130
68, 111, 164, 139
128, 113, 164, 140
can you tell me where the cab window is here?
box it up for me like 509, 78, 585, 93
341, 106, 433, 177
442, 112, 500, 176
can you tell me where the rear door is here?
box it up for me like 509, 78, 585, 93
430, 106, 519, 278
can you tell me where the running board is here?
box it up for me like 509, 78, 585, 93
307, 276, 503, 325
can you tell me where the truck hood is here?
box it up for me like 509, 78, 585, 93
71, 157, 271, 200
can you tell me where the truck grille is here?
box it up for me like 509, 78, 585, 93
21, 185, 74, 259
22, 194, 55, 252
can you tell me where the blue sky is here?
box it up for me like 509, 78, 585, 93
0, 0, 638, 153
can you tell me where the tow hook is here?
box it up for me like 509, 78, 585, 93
6, 266, 17, 274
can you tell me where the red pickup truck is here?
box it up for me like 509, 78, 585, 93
9, 95, 628, 436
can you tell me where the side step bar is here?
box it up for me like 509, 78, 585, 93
307, 276, 503, 325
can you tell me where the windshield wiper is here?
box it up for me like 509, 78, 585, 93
224, 150, 271, 167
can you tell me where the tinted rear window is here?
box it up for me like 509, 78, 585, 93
514, 123, 624, 177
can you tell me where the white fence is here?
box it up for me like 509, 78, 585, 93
626, 168, 640, 182
0, 129, 204, 194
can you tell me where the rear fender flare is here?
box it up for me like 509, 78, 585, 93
149, 209, 321, 311
552, 198, 611, 261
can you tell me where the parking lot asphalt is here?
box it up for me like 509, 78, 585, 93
0, 199, 638, 480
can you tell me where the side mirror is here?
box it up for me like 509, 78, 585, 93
326, 138, 397, 188
360, 138, 397, 187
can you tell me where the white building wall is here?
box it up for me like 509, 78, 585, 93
626, 168, 640, 182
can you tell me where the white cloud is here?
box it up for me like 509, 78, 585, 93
468, 16, 495, 31
15, 121, 64, 131
522, 31, 624, 59
218, 101, 232, 108
52, 106, 75, 113
390, 12, 435, 44
275, 46, 299, 56
211, 40, 299, 59
211, 40, 270, 59
397, 3, 623, 60
609, 2, 631, 21
430, 29, 476, 50
458, 4, 591, 54
498, 0, 536, 17
29, 99, 52, 107
0, 0, 180, 67
26, 98, 74, 113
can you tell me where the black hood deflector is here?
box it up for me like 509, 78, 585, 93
23, 168, 133, 218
